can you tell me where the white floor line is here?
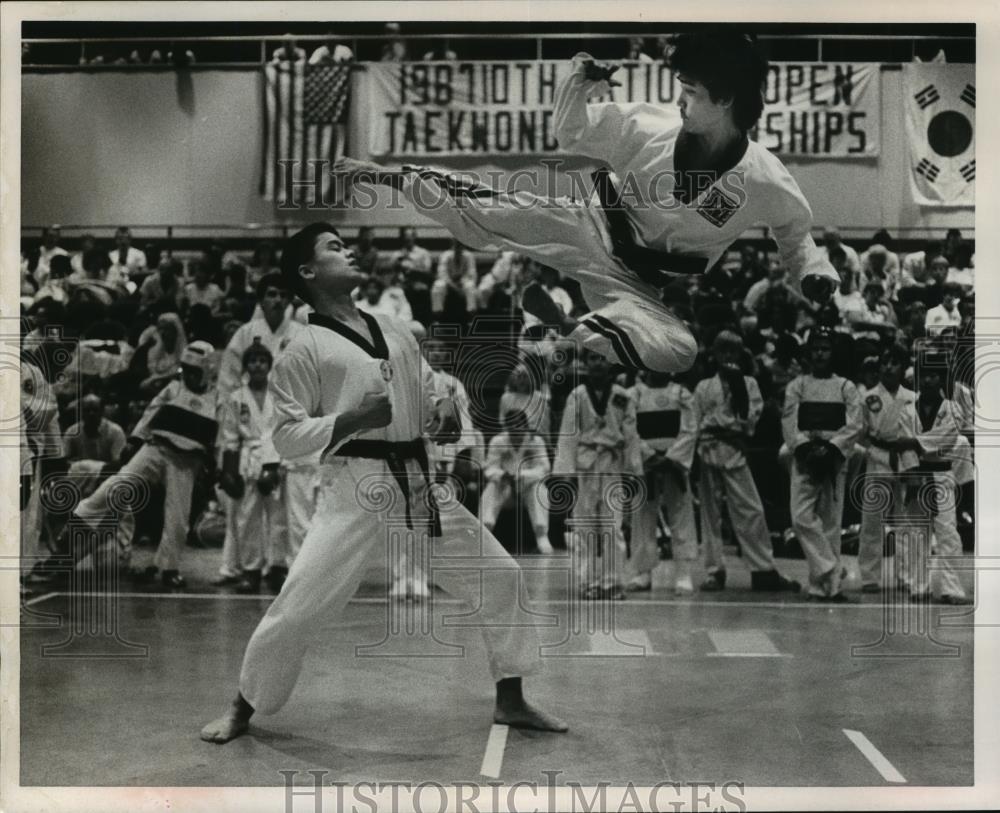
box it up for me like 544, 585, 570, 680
843, 729, 907, 783
479, 724, 509, 779
589, 628, 655, 655
22, 592, 58, 607
707, 629, 791, 658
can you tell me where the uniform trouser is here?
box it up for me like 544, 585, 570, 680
283, 465, 319, 568
233, 484, 289, 572
627, 469, 697, 579
565, 473, 628, 589
905, 474, 966, 599
403, 169, 697, 373
790, 464, 847, 596
239, 457, 540, 715
480, 478, 549, 535
857, 472, 905, 588
699, 462, 775, 573
218, 496, 241, 578
74, 443, 200, 572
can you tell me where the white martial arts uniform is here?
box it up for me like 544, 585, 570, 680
397, 54, 836, 373
781, 374, 863, 597
480, 432, 551, 539
74, 379, 217, 572
553, 383, 642, 590
219, 383, 288, 574
693, 373, 776, 576
856, 383, 919, 590
626, 380, 699, 587
217, 316, 311, 577
238, 310, 539, 715
905, 394, 966, 600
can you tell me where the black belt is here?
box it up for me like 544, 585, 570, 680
592, 168, 709, 288
335, 438, 442, 537
868, 436, 900, 472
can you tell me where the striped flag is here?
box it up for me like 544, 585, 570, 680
261, 62, 351, 205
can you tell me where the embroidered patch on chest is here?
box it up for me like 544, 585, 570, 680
866, 394, 883, 414
696, 187, 741, 228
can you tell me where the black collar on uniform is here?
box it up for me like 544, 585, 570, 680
584, 383, 612, 416
308, 310, 389, 360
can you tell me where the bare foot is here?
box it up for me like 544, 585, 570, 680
495, 703, 569, 733
521, 284, 577, 335
200, 708, 251, 744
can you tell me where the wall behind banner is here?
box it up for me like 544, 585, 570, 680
22, 68, 972, 239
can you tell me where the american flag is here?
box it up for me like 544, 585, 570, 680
261, 62, 352, 205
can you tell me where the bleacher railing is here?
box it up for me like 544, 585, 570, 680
20, 32, 975, 70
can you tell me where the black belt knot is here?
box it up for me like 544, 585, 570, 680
335, 438, 442, 537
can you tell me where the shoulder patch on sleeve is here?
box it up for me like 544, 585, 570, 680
697, 187, 742, 228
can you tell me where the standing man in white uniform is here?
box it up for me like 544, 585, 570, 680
904, 352, 972, 605
626, 370, 699, 594
201, 223, 567, 743
856, 345, 919, 593
781, 328, 863, 601
694, 331, 800, 593
336, 31, 838, 373
214, 273, 309, 592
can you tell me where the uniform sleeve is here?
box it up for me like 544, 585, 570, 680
621, 390, 644, 476
830, 380, 864, 458
216, 329, 246, 410
108, 422, 128, 461
916, 399, 960, 458
781, 377, 807, 451
553, 53, 650, 171
666, 386, 698, 471
219, 392, 242, 452
629, 386, 655, 463
270, 348, 342, 460
132, 382, 175, 441
745, 377, 764, 435
520, 436, 552, 484
763, 166, 836, 291
61, 430, 76, 461
552, 389, 580, 475
484, 435, 506, 482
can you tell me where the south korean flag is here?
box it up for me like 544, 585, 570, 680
905, 63, 975, 206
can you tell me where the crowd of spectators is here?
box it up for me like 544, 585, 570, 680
19, 222, 976, 598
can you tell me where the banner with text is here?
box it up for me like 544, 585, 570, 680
365, 60, 880, 158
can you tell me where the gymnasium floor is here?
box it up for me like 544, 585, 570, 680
20, 550, 974, 788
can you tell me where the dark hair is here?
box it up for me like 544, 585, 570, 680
827, 244, 847, 265
871, 229, 894, 252
256, 271, 290, 301
49, 254, 72, 278
942, 282, 964, 298
280, 222, 339, 304
665, 31, 768, 131
880, 343, 910, 369
242, 340, 274, 370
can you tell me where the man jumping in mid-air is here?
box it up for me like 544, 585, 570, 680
336, 31, 838, 373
